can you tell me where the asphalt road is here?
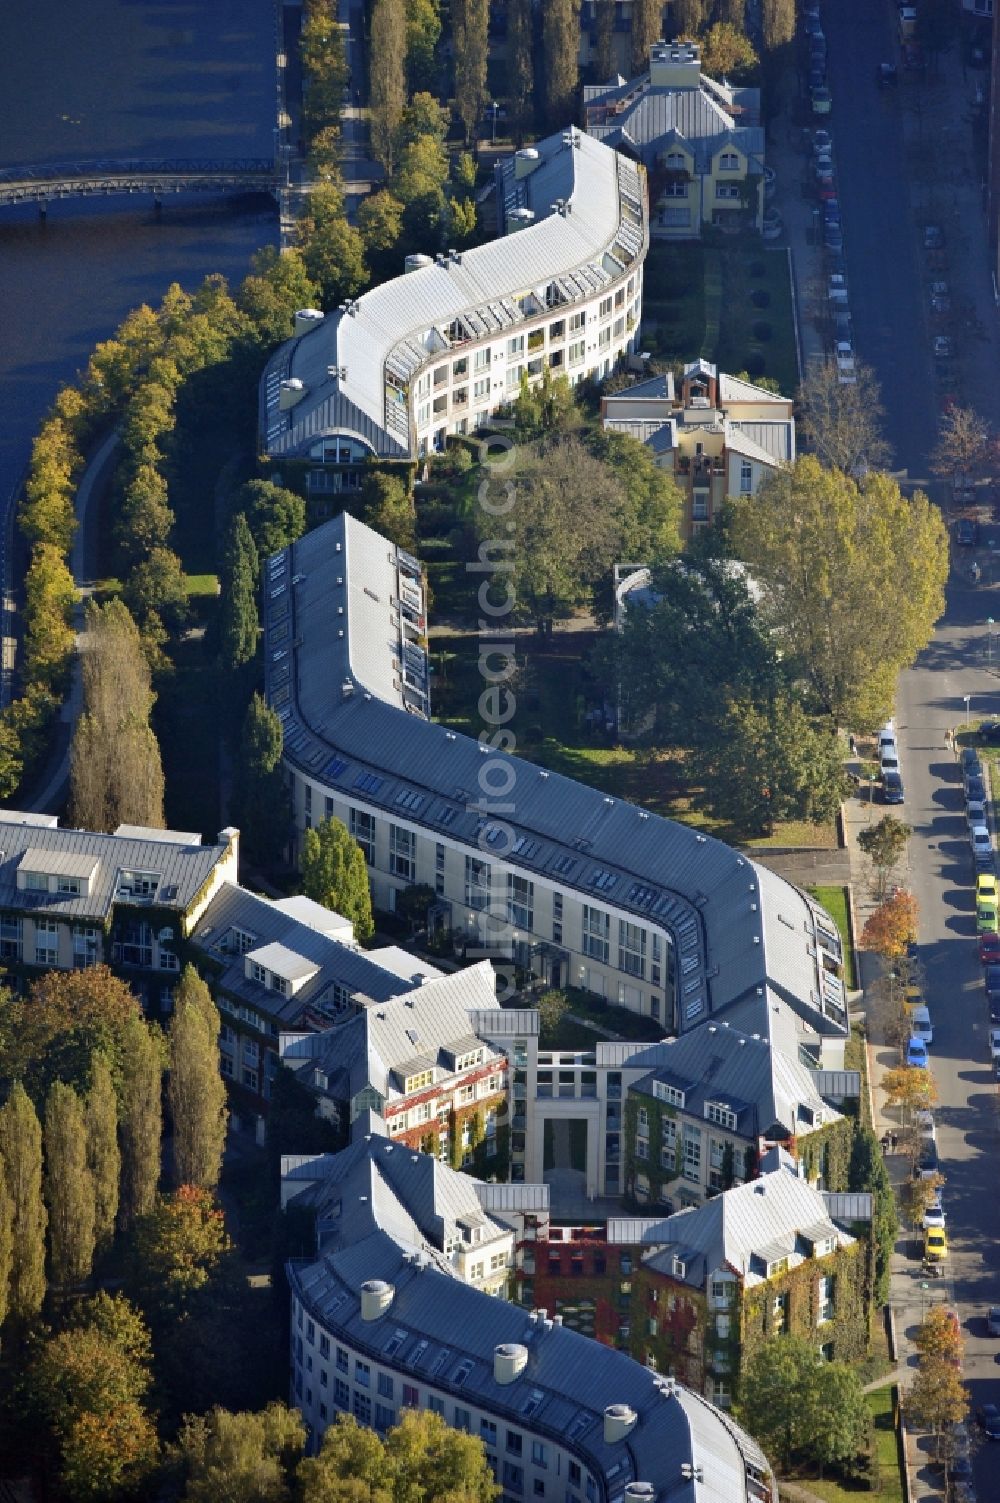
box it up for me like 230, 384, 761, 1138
824, 0, 940, 476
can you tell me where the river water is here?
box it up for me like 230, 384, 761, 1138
0, 0, 281, 504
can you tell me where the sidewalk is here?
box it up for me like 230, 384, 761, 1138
841, 767, 955, 1503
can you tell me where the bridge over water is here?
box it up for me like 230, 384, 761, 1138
0, 158, 282, 209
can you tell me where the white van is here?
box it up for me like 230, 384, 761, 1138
910, 1006, 933, 1045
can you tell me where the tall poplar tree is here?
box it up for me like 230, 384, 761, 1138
543, 0, 581, 128
453, 0, 489, 143
630, 0, 662, 73
86, 1054, 120, 1257
594, 0, 615, 79
0, 1175, 13, 1333
0, 1082, 48, 1319
231, 693, 292, 868
370, 0, 407, 170
45, 1081, 97, 1289
118, 1016, 162, 1229
220, 513, 260, 670
168, 968, 228, 1191
762, 0, 796, 51
507, 0, 536, 142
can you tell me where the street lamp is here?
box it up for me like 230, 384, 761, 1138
989, 617, 995, 667
920, 1279, 930, 1321
490, 101, 499, 144
965, 694, 972, 729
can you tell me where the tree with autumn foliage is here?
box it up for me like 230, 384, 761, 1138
907, 1350, 967, 1439
127, 1185, 231, 1320
915, 1306, 963, 1367
857, 815, 911, 902
903, 1172, 945, 1233
882, 1065, 937, 1118
0, 964, 142, 1105
861, 889, 918, 962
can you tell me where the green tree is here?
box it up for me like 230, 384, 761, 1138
392, 132, 449, 248
857, 815, 911, 901
699, 22, 758, 77
168, 967, 228, 1191
239, 479, 307, 561
238, 246, 320, 351
22, 542, 77, 691
543, 0, 581, 127
370, 0, 407, 170
362, 471, 417, 550
117, 460, 174, 565
231, 693, 292, 868
85, 1054, 120, 1259
536, 989, 570, 1046
848, 1124, 897, 1306
0, 1081, 47, 1320
299, 1414, 390, 1503
803, 1362, 870, 1475
592, 428, 683, 561
20, 415, 81, 554
631, 0, 662, 71
690, 695, 847, 837
45, 1081, 97, 1289
299, 184, 369, 307
300, 817, 375, 943
175, 1402, 307, 1503
385, 1408, 498, 1503
507, 0, 536, 139
730, 459, 949, 728
358, 190, 406, 281
907, 1355, 967, 1437
797, 359, 893, 477
453, 0, 490, 142
674, 0, 707, 35
737, 1337, 868, 1473
0, 965, 142, 1106
220, 512, 260, 669
0, 711, 24, 799
60, 1404, 160, 1502
68, 1291, 153, 1368
394, 91, 450, 152
406, 0, 442, 92
123, 544, 189, 629
0, 1173, 12, 1332
118, 1014, 164, 1229
127, 1185, 230, 1319
930, 404, 992, 481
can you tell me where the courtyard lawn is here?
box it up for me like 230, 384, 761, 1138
783, 1385, 903, 1503
809, 885, 858, 990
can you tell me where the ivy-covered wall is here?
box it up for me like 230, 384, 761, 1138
739, 1238, 869, 1378
622, 1091, 679, 1206
796, 1116, 854, 1193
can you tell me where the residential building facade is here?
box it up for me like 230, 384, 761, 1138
514, 1167, 870, 1408
584, 43, 764, 239
258, 128, 647, 491
0, 811, 238, 1015
602, 362, 794, 538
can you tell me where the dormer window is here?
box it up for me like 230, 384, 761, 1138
653, 1080, 685, 1109
23, 872, 47, 892
230, 926, 257, 955
719, 151, 740, 171
118, 869, 160, 899
705, 1101, 737, 1131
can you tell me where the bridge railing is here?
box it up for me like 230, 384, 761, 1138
0, 157, 278, 183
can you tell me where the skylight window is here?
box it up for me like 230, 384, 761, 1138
550, 855, 577, 877
590, 869, 618, 893
355, 772, 384, 794
510, 836, 541, 859
395, 789, 426, 813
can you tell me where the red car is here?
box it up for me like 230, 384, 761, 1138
980, 932, 1000, 964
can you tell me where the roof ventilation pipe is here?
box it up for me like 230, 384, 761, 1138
294, 308, 325, 335
514, 147, 540, 179
604, 1405, 639, 1444
279, 378, 307, 411
360, 1280, 394, 1320
405, 253, 434, 273
624, 1486, 656, 1503
494, 1343, 529, 1384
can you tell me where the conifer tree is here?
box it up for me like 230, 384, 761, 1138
86, 1054, 120, 1257
118, 1016, 163, 1229
543, 0, 581, 128
45, 1081, 97, 1289
300, 817, 375, 942
168, 968, 228, 1191
453, 0, 489, 143
631, 0, 662, 73
232, 693, 292, 868
220, 513, 260, 670
0, 1082, 48, 1319
594, 0, 614, 80
370, 0, 407, 170
507, 0, 535, 142
0, 1174, 13, 1332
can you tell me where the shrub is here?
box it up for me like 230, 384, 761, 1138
751, 288, 771, 308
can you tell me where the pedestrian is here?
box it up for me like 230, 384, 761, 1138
849, 734, 858, 757
890, 1130, 897, 1152
945, 727, 953, 751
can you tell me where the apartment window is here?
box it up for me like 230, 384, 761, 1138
582, 905, 610, 963
480, 1418, 497, 1446
35, 919, 59, 965
599, 296, 612, 319
115, 922, 152, 968
325, 796, 334, 821
428, 1395, 445, 1416
711, 1278, 731, 1304
692, 490, 710, 521
402, 1383, 419, 1407
773, 1293, 788, 1333
336, 1346, 349, 1374
242, 1068, 258, 1092
531, 1442, 547, 1467
568, 339, 585, 366
72, 925, 97, 968
465, 855, 490, 910
355, 1360, 370, 1389
350, 808, 375, 862
57, 876, 81, 896
618, 920, 646, 978
506, 1430, 522, 1456
159, 947, 179, 971
220, 1055, 234, 1078
474, 377, 490, 401
549, 319, 565, 340
474, 347, 491, 371
506, 364, 523, 391
353, 1393, 372, 1424
716, 183, 741, 200
503, 1464, 523, 1494
375, 1403, 395, 1431
455, 1407, 472, 1432
334, 1378, 350, 1409
740, 459, 753, 493
0, 916, 22, 961
569, 1465, 581, 1487
389, 824, 415, 882
818, 1275, 835, 1324
452, 356, 469, 379
661, 1117, 676, 1171
243, 1039, 260, 1065
651, 932, 662, 987
507, 873, 534, 930
23, 871, 48, 892
682, 1128, 701, 1181
508, 335, 525, 358
706, 1101, 737, 1131
598, 327, 611, 350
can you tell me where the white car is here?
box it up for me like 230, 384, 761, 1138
934, 335, 953, 359
922, 1201, 946, 1230
828, 274, 848, 305
989, 1026, 1000, 1060
972, 825, 993, 860
915, 1108, 936, 1141
968, 799, 987, 829
910, 1005, 933, 1045
835, 340, 857, 383
880, 748, 900, 775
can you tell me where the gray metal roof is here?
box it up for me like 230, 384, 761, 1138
641, 1166, 853, 1290
191, 881, 427, 1026
260, 128, 644, 462
726, 420, 794, 465
279, 961, 503, 1103
265, 512, 847, 1042
0, 813, 231, 923
289, 1230, 772, 1502
585, 73, 763, 177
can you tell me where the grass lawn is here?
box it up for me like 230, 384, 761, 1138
783, 1386, 903, 1503
643, 237, 798, 396
563, 987, 665, 1042
184, 573, 219, 597
809, 884, 858, 990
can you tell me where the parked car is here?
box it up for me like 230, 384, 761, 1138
975, 848, 995, 876
977, 1404, 1000, 1440
989, 1026, 1000, 1060
906, 1035, 929, 1068
828, 274, 848, 304
835, 340, 856, 382
833, 311, 852, 341
931, 292, 951, 315
917, 1134, 939, 1179
981, 720, 1000, 744
824, 223, 844, 251
934, 334, 953, 358
969, 800, 988, 832
984, 963, 1000, 1005
877, 62, 898, 85
880, 747, 900, 776
808, 63, 826, 92
910, 1005, 933, 1044
925, 225, 946, 249
980, 931, 1000, 964
925, 1225, 948, 1261
978, 873, 997, 903
811, 86, 832, 114
962, 747, 984, 779
812, 128, 833, 154
762, 209, 783, 241
966, 774, 987, 802
915, 1107, 936, 1140
882, 771, 904, 804
922, 1203, 945, 1231
972, 825, 992, 860
987, 1306, 1000, 1336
